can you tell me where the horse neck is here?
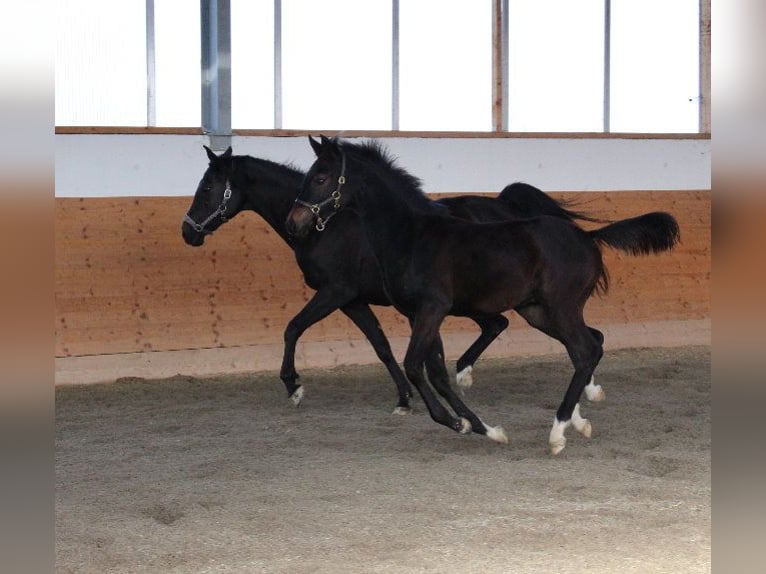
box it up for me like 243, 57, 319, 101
351, 165, 424, 273
233, 157, 302, 244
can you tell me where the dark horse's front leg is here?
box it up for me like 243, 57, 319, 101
280, 290, 413, 413
340, 300, 413, 414
404, 305, 507, 442
280, 289, 351, 405
425, 335, 508, 443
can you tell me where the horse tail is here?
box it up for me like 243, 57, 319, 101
589, 212, 681, 256
497, 182, 604, 223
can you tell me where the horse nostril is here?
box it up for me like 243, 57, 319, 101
286, 212, 309, 238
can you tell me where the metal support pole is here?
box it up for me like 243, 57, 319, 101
492, 0, 508, 131
603, 0, 611, 132
146, 0, 156, 126
274, 0, 282, 129
392, 0, 400, 131
699, 0, 711, 133
201, 0, 231, 150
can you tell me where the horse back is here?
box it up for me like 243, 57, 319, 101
417, 216, 602, 315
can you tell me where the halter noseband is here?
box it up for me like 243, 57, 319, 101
184, 180, 233, 234
294, 151, 346, 232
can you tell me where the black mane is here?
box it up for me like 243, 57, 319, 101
234, 155, 305, 184
338, 139, 433, 211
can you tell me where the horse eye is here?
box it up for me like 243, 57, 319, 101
315, 175, 327, 185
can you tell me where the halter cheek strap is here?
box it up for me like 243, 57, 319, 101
294, 152, 346, 232
183, 181, 233, 234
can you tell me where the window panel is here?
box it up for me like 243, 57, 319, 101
54, 1, 703, 134
232, 0, 275, 129
154, 0, 201, 127
610, 0, 699, 133
507, 0, 604, 132
281, 0, 392, 130
399, 0, 492, 131
55, 0, 147, 126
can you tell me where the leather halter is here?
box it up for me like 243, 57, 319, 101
293, 151, 346, 232
183, 181, 233, 234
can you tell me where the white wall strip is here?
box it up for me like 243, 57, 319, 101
54, 134, 710, 198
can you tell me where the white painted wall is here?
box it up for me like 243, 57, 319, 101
55, 134, 710, 198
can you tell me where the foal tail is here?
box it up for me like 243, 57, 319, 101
590, 212, 681, 256
497, 182, 603, 224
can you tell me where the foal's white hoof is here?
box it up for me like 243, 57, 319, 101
289, 386, 304, 407
392, 406, 412, 416
571, 404, 592, 438
549, 416, 570, 455
586, 385, 606, 402
550, 438, 567, 456
574, 418, 592, 439
485, 425, 509, 444
458, 418, 472, 434
456, 366, 474, 389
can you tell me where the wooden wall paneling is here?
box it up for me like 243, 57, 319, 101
56, 191, 709, 358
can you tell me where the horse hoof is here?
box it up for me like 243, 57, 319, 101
289, 386, 304, 407
457, 418, 472, 434
485, 425, 509, 444
575, 419, 593, 438
575, 419, 592, 438
456, 366, 474, 389
550, 438, 566, 455
585, 379, 605, 402
392, 406, 412, 416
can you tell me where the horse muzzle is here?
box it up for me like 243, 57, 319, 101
181, 221, 206, 246
285, 205, 315, 239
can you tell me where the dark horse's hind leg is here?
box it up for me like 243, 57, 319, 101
340, 300, 413, 414
516, 304, 603, 454
584, 328, 607, 402
425, 336, 508, 443
455, 314, 510, 389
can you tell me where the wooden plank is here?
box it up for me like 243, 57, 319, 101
55, 125, 711, 140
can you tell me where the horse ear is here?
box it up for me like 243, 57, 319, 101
204, 145, 217, 163
308, 135, 322, 156
221, 146, 233, 160
319, 135, 340, 157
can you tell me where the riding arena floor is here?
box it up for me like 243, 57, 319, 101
56, 345, 710, 573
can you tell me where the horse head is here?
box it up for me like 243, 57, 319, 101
286, 135, 350, 239
182, 145, 247, 246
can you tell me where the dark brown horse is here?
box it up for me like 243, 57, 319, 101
182, 146, 599, 416
287, 136, 680, 453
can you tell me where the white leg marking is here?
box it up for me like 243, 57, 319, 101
456, 365, 474, 389
480, 419, 509, 444
290, 386, 305, 407
549, 416, 570, 455
585, 376, 606, 402
458, 418, 472, 434
391, 406, 412, 416
571, 403, 592, 438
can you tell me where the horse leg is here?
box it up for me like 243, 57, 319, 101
340, 300, 413, 414
455, 314, 509, 390
584, 328, 606, 402
280, 288, 350, 406
425, 335, 508, 444
404, 307, 472, 435
516, 304, 603, 454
